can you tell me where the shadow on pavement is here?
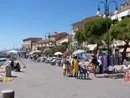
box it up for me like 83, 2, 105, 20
76, 77, 92, 80
10, 76, 17, 78
96, 74, 124, 79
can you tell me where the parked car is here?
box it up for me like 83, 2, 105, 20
50, 57, 56, 65
45, 57, 52, 63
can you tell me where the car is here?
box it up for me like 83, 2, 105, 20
50, 57, 56, 65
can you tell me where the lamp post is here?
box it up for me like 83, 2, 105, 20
48, 33, 51, 56
97, 0, 118, 66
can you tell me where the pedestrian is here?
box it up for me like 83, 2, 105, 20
62, 58, 67, 76
72, 56, 79, 78
98, 56, 103, 74
10, 60, 14, 70
79, 63, 87, 79
91, 55, 98, 77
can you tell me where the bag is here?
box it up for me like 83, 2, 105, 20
63, 64, 66, 69
96, 66, 100, 73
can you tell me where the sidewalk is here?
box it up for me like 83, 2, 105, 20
0, 58, 130, 98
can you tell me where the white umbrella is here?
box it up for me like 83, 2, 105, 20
54, 52, 62, 55
8, 50, 18, 54
29, 50, 41, 54
72, 50, 86, 55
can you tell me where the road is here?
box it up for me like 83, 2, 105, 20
0, 58, 130, 98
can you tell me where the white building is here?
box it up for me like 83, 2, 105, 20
111, 1, 130, 21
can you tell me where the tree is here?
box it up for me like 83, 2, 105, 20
62, 42, 70, 48
109, 18, 130, 63
74, 18, 112, 53
75, 29, 86, 45
84, 17, 112, 52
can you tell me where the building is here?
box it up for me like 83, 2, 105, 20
36, 39, 55, 50
111, 1, 130, 21
72, 15, 100, 37
22, 37, 42, 52
49, 32, 70, 46
35, 32, 71, 52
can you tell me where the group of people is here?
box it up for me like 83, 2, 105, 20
62, 55, 100, 79
10, 60, 21, 72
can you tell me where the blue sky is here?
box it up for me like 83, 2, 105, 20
0, 0, 126, 50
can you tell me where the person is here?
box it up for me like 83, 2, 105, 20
91, 55, 98, 77
123, 68, 130, 82
98, 56, 103, 74
14, 62, 21, 72
62, 58, 67, 76
72, 56, 79, 78
10, 60, 14, 70
79, 63, 87, 79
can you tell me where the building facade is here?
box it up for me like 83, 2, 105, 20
111, 1, 130, 21
49, 32, 70, 46
22, 38, 42, 52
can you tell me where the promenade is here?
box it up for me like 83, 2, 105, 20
0, 58, 130, 98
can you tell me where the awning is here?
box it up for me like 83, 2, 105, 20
118, 9, 130, 18
87, 44, 97, 51
59, 39, 68, 44
111, 15, 118, 20
119, 48, 130, 53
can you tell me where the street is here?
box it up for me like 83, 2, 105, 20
0, 58, 130, 98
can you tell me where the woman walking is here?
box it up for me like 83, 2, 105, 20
72, 56, 79, 78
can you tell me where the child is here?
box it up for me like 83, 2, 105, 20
79, 64, 87, 79
63, 63, 67, 76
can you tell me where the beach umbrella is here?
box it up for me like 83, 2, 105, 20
54, 52, 62, 55
8, 50, 18, 54
72, 49, 86, 55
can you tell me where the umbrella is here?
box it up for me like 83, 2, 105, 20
54, 52, 62, 55
72, 50, 86, 55
8, 50, 18, 54
29, 50, 41, 54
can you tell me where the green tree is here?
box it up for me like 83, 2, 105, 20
74, 18, 112, 53
84, 18, 112, 52
62, 42, 70, 48
75, 29, 86, 44
109, 18, 130, 63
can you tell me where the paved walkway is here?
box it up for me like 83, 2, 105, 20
0, 58, 130, 98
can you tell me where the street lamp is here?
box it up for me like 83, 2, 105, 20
48, 33, 51, 56
97, 0, 118, 66
97, 0, 118, 17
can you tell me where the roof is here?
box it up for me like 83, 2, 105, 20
72, 15, 101, 30
23, 38, 42, 41
50, 32, 69, 41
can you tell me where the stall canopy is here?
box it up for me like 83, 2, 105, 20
54, 52, 62, 55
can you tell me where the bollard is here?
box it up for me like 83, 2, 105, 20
5, 66, 12, 77
1, 89, 15, 98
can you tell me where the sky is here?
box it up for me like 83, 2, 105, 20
0, 0, 126, 50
